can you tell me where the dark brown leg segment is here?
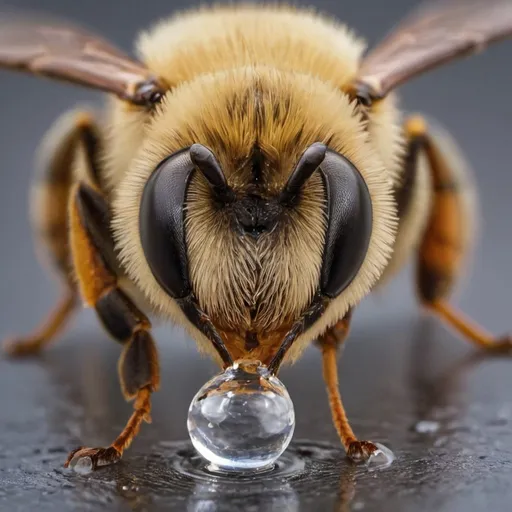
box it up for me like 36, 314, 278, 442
317, 310, 379, 463
63, 182, 160, 470
3, 111, 102, 357
409, 115, 511, 350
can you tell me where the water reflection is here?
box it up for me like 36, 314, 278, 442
187, 481, 300, 512
407, 315, 506, 425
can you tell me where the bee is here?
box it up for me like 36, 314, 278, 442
1, 0, 512, 469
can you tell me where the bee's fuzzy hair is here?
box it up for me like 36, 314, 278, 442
136, 3, 366, 93
106, 4, 402, 364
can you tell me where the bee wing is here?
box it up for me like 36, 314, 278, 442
353, 0, 512, 100
0, 13, 165, 105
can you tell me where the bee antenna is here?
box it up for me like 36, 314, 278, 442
190, 144, 235, 203
279, 142, 327, 204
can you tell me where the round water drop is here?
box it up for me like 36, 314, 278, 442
366, 443, 395, 470
69, 456, 93, 475
187, 360, 295, 472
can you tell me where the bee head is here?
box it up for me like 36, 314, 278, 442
118, 67, 398, 365
139, 141, 372, 355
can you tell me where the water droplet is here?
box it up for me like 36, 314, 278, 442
366, 443, 395, 470
414, 420, 440, 434
187, 360, 295, 472
69, 456, 93, 475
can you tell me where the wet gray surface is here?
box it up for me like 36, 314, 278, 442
2, 302, 512, 512
1, 0, 512, 510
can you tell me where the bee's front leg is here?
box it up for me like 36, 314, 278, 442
64, 182, 160, 471
317, 309, 381, 463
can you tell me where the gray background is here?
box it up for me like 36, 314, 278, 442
1, 1, 512, 511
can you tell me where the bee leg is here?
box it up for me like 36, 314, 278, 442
409, 115, 512, 351
3, 291, 77, 356
317, 310, 380, 463
425, 303, 511, 351
63, 182, 159, 470
2, 110, 103, 356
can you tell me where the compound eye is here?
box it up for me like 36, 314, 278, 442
139, 149, 194, 299
319, 150, 373, 298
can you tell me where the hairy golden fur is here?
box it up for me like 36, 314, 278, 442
101, 4, 404, 363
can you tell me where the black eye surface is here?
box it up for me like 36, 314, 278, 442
139, 149, 194, 299
319, 150, 373, 298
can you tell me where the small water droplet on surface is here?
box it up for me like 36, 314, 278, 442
69, 456, 93, 475
414, 420, 440, 434
187, 360, 295, 472
366, 443, 395, 470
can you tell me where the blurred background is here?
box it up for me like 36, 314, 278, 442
0, 1, 512, 511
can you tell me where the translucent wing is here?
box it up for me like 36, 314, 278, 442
0, 14, 165, 105
353, 0, 512, 101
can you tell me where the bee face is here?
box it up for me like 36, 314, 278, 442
137, 141, 327, 340
184, 145, 327, 336
113, 67, 397, 362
